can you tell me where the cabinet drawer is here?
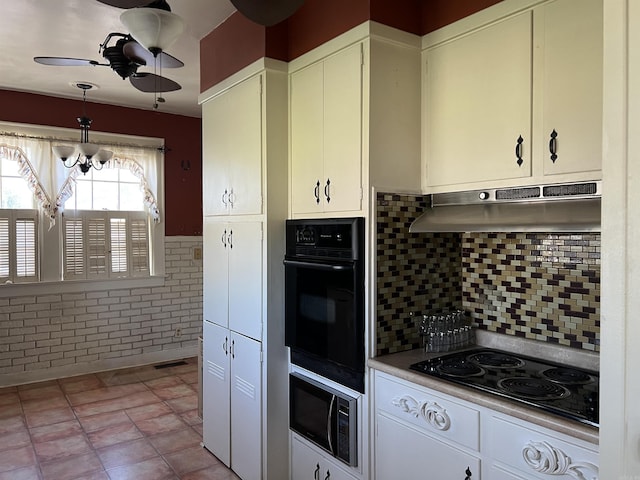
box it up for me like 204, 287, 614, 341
487, 415, 599, 479
374, 372, 480, 451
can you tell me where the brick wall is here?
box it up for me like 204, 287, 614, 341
0, 237, 203, 385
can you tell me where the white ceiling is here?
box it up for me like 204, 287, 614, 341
0, 0, 237, 118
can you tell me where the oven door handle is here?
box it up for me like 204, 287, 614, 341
283, 259, 354, 271
327, 394, 336, 456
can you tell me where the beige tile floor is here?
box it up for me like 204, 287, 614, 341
0, 358, 240, 480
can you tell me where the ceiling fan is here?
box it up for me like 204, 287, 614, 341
34, 33, 182, 93
97, 0, 305, 26
34, 0, 184, 94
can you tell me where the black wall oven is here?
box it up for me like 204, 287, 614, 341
284, 217, 365, 393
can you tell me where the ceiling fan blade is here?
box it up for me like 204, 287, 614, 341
34, 56, 100, 67
122, 41, 184, 68
130, 72, 181, 93
230, 0, 305, 26
95, 0, 152, 8
96, 0, 171, 10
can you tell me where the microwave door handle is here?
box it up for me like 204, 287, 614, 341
327, 394, 336, 456
283, 259, 353, 271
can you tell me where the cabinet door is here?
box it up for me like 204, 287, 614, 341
226, 74, 263, 215
375, 413, 480, 480
202, 91, 231, 216
228, 222, 262, 340
230, 333, 262, 480
424, 11, 533, 188
203, 218, 229, 328
323, 43, 363, 213
202, 75, 263, 216
291, 436, 358, 480
202, 321, 231, 466
538, 0, 602, 177
290, 61, 324, 215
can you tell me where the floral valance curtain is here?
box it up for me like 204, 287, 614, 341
0, 129, 161, 223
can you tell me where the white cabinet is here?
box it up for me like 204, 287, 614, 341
290, 42, 363, 215
289, 24, 423, 218
373, 371, 481, 480
291, 435, 358, 480
536, 0, 602, 178
375, 414, 479, 480
202, 73, 262, 216
423, 0, 603, 192
486, 415, 599, 480
203, 321, 262, 480
372, 370, 599, 480
200, 60, 289, 480
203, 218, 262, 341
424, 11, 533, 188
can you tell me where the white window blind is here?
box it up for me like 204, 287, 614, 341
63, 211, 150, 280
0, 209, 38, 283
0, 217, 9, 279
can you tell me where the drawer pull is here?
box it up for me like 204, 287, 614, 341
522, 441, 598, 479
392, 395, 451, 431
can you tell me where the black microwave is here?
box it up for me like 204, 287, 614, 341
289, 372, 358, 467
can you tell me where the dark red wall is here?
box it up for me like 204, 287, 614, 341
421, 0, 502, 33
200, 0, 503, 92
0, 89, 202, 236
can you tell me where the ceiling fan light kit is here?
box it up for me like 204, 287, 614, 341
230, 0, 305, 26
120, 7, 184, 55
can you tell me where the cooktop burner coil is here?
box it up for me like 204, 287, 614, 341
436, 359, 485, 378
497, 377, 571, 400
541, 367, 595, 385
467, 351, 525, 368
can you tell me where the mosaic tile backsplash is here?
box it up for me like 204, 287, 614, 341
375, 193, 601, 356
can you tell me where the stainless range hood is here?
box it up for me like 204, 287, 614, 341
409, 181, 601, 233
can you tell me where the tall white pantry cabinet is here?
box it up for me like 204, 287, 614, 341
199, 59, 289, 480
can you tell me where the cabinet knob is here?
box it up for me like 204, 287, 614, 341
515, 135, 524, 167
324, 179, 331, 203
314, 463, 320, 480
314, 181, 321, 204
464, 466, 472, 479
324, 470, 330, 480
222, 188, 228, 206
549, 129, 558, 163
221, 229, 227, 248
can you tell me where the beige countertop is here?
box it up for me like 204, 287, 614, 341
368, 336, 599, 446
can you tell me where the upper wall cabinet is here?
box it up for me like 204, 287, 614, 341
290, 42, 363, 215
289, 24, 423, 218
423, 0, 603, 193
202, 73, 263, 216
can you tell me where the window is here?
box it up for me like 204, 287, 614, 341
62, 166, 150, 280
63, 210, 149, 279
1, 123, 164, 286
0, 157, 38, 283
0, 210, 38, 283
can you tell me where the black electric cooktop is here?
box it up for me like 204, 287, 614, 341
409, 348, 599, 427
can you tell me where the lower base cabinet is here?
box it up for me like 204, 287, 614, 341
375, 413, 480, 479
373, 370, 599, 480
203, 321, 262, 480
291, 434, 358, 480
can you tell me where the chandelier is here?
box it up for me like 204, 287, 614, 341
53, 83, 113, 175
